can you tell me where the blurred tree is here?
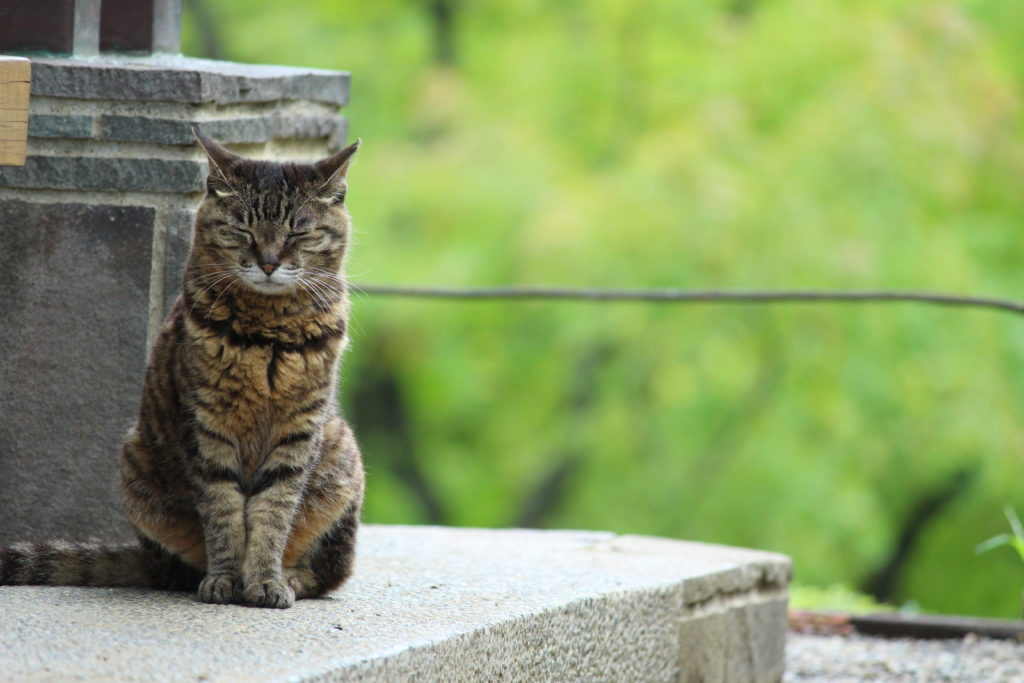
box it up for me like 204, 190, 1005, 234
181, 0, 1024, 618
425, 0, 456, 65
862, 465, 979, 604
512, 344, 612, 527
349, 330, 448, 525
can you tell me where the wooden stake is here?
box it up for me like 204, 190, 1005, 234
0, 57, 31, 167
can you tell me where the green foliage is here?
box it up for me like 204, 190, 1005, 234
183, 0, 1024, 617
789, 583, 893, 614
977, 506, 1024, 565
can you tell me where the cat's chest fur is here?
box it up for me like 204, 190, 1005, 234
183, 301, 344, 473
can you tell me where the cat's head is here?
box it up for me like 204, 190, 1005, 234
190, 130, 359, 297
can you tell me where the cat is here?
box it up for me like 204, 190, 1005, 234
0, 132, 365, 608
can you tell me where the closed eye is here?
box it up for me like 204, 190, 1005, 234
216, 226, 253, 245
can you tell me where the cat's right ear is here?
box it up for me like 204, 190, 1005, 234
193, 128, 241, 198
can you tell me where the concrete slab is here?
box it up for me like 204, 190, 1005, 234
0, 525, 790, 682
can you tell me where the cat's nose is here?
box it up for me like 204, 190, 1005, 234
258, 251, 280, 275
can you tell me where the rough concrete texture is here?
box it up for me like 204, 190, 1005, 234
0, 155, 205, 192
0, 525, 791, 682
30, 55, 350, 105
99, 112, 345, 145
27, 113, 94, 139
0, 200, 151, 545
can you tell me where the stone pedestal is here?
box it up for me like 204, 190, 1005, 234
0, 526, 793, 682
0, 55, 350, 545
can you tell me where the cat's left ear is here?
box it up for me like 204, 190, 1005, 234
313, 139, 360, 204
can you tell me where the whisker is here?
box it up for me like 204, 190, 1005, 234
306, 274, 346, 303
306, 275, 343, 311
298, 276, 334, 312
296, 279, 327, 312
186, 272, 237, 320
189, 270, 236, 284
188, 261, 244, 272
207, 275, 242, 318
190, 272, 236, 300
191, 271, 236, 293
306, 274, 344, 293
303, 268, 347, 285
304, 269, 352, 294
342, 267, 373, 279
301, 267, 345, 285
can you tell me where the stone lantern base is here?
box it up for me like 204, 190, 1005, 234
0, 54, 350, 545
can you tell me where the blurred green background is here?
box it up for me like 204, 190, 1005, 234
182, 0, 1024, 618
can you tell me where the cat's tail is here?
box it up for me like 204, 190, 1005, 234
0, 540, 203, 591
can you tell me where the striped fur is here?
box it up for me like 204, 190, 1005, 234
0, 135, 365, 608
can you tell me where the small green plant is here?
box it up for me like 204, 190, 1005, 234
976, 506, 1024, 565
789, 583, 893, 614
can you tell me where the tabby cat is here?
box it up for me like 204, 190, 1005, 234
0, 132, 365, 608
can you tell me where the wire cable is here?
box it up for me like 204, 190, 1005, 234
354, 284, 1024, 317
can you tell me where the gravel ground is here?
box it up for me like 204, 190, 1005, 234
786, 633, 1024, 682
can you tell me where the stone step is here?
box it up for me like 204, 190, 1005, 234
0, 525, 790, 682
29, 56, 350, 105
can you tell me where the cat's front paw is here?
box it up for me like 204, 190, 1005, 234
244, 579, 295, 608
198, 574, 241, 604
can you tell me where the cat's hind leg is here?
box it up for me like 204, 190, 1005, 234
285, 502, 360, 599
282, 417, 364, 599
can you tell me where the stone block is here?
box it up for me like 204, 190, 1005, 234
27, 114, 94, 139
99, 113, 343, 146
278, 113, 347, 150
100, 114, 268, 145
30, 56, 350, 105
0, 155, 204, 192
0, 199, 153, 545
0, 526, 792, 680
163, 207, 194, 315
678, 596, 788, 682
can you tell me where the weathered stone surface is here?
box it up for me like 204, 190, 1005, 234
151, 0, 184, 54
0, 199, 152, 546
27, 113, 94, 139
30, 56, 350, 105
163, 207, 194, 316
72, 0, 101, 56
283, 113, 348, 151
0, 155, 204, 192
101, 114, 268, 145
100, 113, 343, 145
678, 595, 788, 682
0, 526, 792, 681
